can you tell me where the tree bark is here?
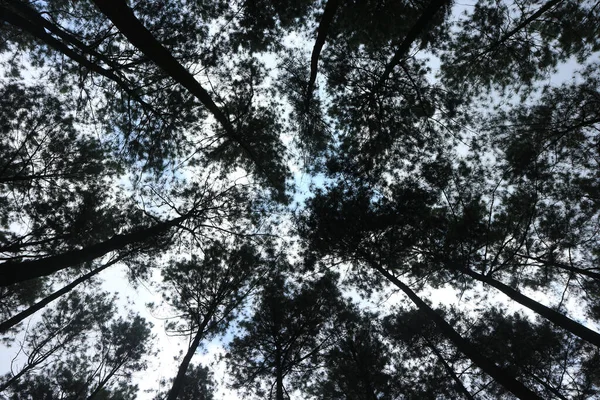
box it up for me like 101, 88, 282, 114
459, 267, 600, 348
0, 214, 189, 287
371, 263, 542, 400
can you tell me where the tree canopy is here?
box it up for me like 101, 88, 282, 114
1, 0, 600, 398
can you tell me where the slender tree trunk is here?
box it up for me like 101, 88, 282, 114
0, 173, 71, 183
86, 359, 127, 400
0, 234, 72, 253
422, 337, 476, 400
459, 267, 600, 348
354, 343, 379, 400
166, 317, 211, 400
371, 0, 449, 95
347, 341, 378, 400
0, 362, 29, 392
0, 256, 122, 333
517, 253, 600, 282
306, 0, 340, 99
486, 0, 563, 53
0, 329, 68, 391
545, 260, 600, 281
90, 0, 280, 191
0, 4, 156, 115
371, 263, 542, 400
0, 214, 189, 287
7, 0, 116, 66
529, 371, 569, 400
91, 0, 231, 131
275, 345, 285, 400
363, 370, 378, 400
90, 2, 230, 144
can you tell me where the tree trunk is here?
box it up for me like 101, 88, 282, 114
0, 214, 189, 287
85, 359, 127, 400
517, 253, 600, 282
0, 234, 72, 253
422, 337, 476, 400
306, 0, 340, 99
0, 362, 29, 392
0, 173, 72, 183
485, 0, 562, 54
529, 371, 569, 400
0, 256, 122, 333
166, 317, 211, 400
0, 3, 155, 115
89, 0, 233, 142
7, 1, 115, 66
275, 346, 285, 400
371, 263, 542, 400
90, 0, 280, 191
371, 0, 449, 95
459, 267, 600, 348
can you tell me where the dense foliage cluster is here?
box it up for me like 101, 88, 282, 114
1, 0, 600, 398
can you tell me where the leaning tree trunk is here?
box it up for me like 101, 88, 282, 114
459, 267, 600, 348
166, 316, 212, 400
529, 371, 569, 400
90, 0, 283, 192
0, 214, 190, 287
422, 337, 476, 400
0, 2, 154, 114
0, 255, 125, 333
90, 0, 244, 156
306, 0, 341, 99
371, 263, 542, 400
0, 361, 30, 392
516, 253, 600, 282
371, 0, 450, 95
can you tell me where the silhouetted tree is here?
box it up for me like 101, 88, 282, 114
227, 272, 343, 400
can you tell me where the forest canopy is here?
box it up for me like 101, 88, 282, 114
1, 0, 600, 398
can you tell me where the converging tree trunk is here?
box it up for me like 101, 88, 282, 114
166, 317, 211, 400
371, 262, 542, 400
516, 253, 600, 282
422, 337, 476, 400
306, 0, 341, 99
275, 345, 285, 400
371, 0, 449, 94
0, 3, 155, 114
459, 267, 600, 348
0, 214, 190, 287
90, 0, 280, 187
0, 256, 123, 333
